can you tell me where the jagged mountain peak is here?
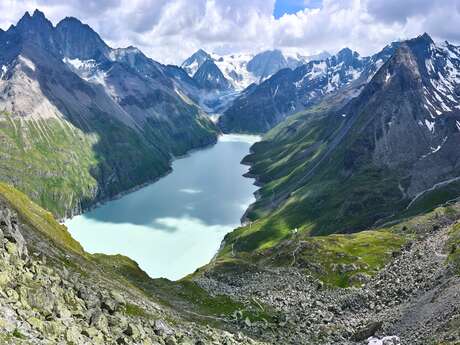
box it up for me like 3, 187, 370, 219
181, 49, 212, 76
16, 9, 53, 30
337, 47, 353, 56
56, 16, 110, 61
419, 32, 435, 43
247, 49, 288, 80
195, 48, 210, 57
32, 9, 47, 19
192, 59, 232, 90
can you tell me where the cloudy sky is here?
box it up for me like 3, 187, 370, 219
1, 0, 459, 64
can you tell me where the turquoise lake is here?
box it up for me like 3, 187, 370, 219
65, 134, 259, 280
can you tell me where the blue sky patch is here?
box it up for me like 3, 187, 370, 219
274, 0, 323, 19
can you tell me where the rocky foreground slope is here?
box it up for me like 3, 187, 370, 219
0, 180, 459, 344
195, 202, 460, 344
0, 183, 266, 345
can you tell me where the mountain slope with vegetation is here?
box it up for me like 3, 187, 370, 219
219, 34, 460, 255
0, 10, 217, 218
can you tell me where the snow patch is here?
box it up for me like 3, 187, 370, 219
425, 119, 435, 132
367, 336, 400, 345
0, 65, 7, 79
18, 56, 36, 72
384, 71, 391, 84
63, 57, 107, 87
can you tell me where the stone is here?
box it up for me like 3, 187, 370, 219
27, 316, 44, 332
66, 325, 82, 343
165, 335, 177, 345
351, 321, 383, 341
90, 310, 109, 333
0, 209, 28, 258
82, 326, 100, 338
43, 321, 65, 339
54, 301, 72, 319
0, 272, 10, 287
110, 290, 125, 305
125, 323, 140, 338
5, 242, 17, 256
153, 319, 174, 337
102, 297, 118, 314
244, 317, 252, 327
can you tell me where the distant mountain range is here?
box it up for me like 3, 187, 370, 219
218, 44, 399, 133
181, 48, 331, 91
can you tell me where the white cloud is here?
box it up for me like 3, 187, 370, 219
1, 0, 459, 65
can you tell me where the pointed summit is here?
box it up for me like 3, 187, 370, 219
193, 59, 232, 90
181, 49, 212, 76
32, 9, 46, 20
14, 9, 56, 50
420, 32, 434, 43
247, 49, 288, 79
56, 16, 110, 61
17, 9, 53, 29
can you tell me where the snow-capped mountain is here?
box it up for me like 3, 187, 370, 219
418, 38, 460, 123
181, 49, 330, 91
219, 43, 398, 133
181, 49, 211, 76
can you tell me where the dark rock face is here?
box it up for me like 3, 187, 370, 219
181, 48, 211, 76
339, 34, 460, 198
192, 59, 232, 90
247, 49, 288, 80
55, 17, 110, 61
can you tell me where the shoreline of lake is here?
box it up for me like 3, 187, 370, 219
65, 134, 260, 281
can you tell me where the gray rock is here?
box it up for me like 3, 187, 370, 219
153, 319, 174, 337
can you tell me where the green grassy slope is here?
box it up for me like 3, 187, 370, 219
223, 97, 460, 261
0, 182, 84, 255
0, 111, 217, 218
0, 114, 99, 217
213, 203, 460, 288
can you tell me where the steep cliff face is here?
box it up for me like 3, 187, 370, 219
192, 59, 233, 91
0, 10, 217, 217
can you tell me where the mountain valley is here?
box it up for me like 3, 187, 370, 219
0, 7, 459, 345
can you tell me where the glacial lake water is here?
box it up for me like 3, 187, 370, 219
65, 134, 259, 280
